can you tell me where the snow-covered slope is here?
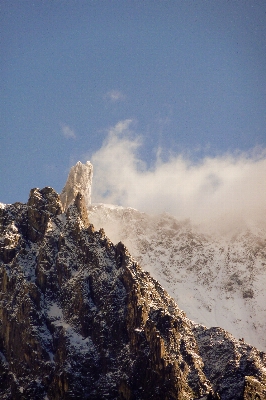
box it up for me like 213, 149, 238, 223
89, 203, 266, 352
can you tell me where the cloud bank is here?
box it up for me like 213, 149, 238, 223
91, 120, 266, 233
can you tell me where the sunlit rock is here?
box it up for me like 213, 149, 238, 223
60, 161, 93, 211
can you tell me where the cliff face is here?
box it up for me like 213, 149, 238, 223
0, 188, 265, 399
60, 161, 93, 211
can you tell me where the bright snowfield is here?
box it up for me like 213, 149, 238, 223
88, 203, 266, 353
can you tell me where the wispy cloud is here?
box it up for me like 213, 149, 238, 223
90, 120, 266, 233
61, 124, 76, 139
104, 90, 126, 102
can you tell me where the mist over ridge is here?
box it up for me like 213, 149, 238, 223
87, 120, 266, 234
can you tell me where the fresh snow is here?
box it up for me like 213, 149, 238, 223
48, 302, 98, 356
89, 203, 266, 352
91, 202, 125, 210
47, 302, 63, 319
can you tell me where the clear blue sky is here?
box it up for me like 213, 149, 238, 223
1, 0, 266, 204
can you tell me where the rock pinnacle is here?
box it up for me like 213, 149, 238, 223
60, 161, 93, 211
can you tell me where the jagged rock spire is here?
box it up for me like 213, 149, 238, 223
60, 161, 93, 211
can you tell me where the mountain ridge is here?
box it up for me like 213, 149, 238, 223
0, 185, 266, 398
88, 202, 266, 353
0, 160, 266, 399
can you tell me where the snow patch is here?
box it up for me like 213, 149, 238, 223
47, 303, 63, 319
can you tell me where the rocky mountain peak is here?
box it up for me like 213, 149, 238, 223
0, 186, 266, 399
27, 187, 63, 242
60, 161, 93, 211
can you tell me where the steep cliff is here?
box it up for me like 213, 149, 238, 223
0, 188, 265, 399
60, 161, 93, 211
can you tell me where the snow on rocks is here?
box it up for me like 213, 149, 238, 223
88, 203, 266, 352
0, 185, 265, 399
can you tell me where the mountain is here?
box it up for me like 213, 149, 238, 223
88, 204, 266, 353
0, 161, 266, 399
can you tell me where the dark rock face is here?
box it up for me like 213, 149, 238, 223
193, 326, 266, 400
27, 187, 63, 242
0, 189, 265, 399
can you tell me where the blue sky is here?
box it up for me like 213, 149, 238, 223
1, 1, 266, 208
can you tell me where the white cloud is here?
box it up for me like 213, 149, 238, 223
104, 90, 126, 102
61, 124, 76, 139
91, 120, 266, 233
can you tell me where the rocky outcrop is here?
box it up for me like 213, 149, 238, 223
0, 188, 266, 399
60, 161, 93, 211
193, 326, 266, 399
27, 187, 63, 242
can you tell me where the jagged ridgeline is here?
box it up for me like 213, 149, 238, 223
0, 164, 265, 399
